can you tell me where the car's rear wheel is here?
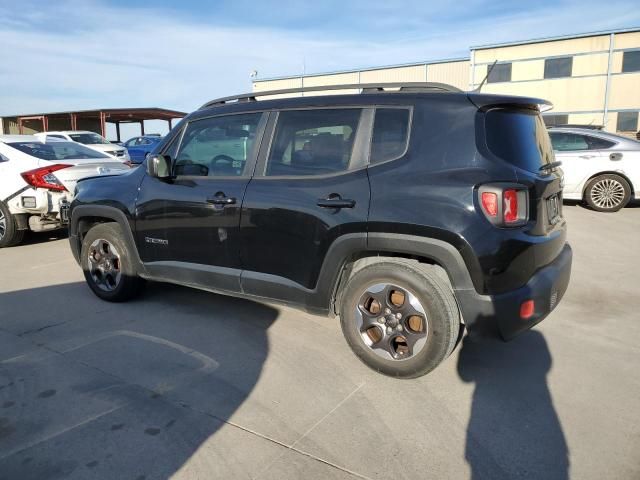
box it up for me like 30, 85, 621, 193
339, 258, 460, 378
584, 174, 631, 212
0, 202, 25, 248
81, 222, 143, 302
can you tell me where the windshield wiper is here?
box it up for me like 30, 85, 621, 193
539, 161, 562, 172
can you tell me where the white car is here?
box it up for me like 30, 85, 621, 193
0, 135, 130, 247
549, 127, 640, 212
34, 130, 130, 162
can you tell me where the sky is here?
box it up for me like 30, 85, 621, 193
1, 0, 639, 137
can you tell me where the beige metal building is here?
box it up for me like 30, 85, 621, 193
253, 27, 640, 135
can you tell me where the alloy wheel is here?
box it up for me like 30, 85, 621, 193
590, 178, 625, 210
87, 238, 122, 292
355, 283, 428, 361
0, 210, 5, 240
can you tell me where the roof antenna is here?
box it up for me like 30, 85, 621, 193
475, 60, 498, 92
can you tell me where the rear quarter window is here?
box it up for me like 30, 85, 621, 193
370, 108, 411, 164
484, 109, 554, 173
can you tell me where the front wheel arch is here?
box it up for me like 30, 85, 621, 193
70, 205, 143, 272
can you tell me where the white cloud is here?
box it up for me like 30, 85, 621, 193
0, 0, 638, 125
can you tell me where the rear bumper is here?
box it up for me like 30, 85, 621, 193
455, 243, 572, 340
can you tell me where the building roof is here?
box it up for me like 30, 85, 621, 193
2, 107, 186, 121
471, 26, 640, 50
253, 57, 469, 83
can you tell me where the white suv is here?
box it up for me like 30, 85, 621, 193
34, 130, 130, 161
0, 135, 130, 247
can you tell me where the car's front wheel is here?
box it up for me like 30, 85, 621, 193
0, 202, 25, 248
81, 222, 143, 302
584, 174, 631, 212
339, 258, 460, 378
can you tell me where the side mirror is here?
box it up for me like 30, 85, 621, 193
147, 154, 172, 179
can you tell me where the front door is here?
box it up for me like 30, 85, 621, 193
240, 108, 371, 297
135, 112, 266, 291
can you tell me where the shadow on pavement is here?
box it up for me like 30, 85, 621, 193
0, 280, 279, 479
457, 330, 569, 480
19, 229, 69, 246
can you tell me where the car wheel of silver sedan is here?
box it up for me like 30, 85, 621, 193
585, 174, 631, 212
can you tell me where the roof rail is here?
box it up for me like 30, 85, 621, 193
199, 82, 463, 109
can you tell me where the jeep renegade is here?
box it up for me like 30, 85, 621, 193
68, 82, 572, 378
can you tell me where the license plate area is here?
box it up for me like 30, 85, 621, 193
59, 201, 70, 224
546, 193, 561, 225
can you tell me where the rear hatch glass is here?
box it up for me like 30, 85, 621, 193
8, 141, 109, 161
484, 109, 555, 173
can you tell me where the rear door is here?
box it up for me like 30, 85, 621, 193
549, 131, 605, 194
240, 108, 371, 294
135, 112, 267, 291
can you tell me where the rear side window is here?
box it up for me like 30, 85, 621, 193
484, 109, 554, 172
266, 109, 361, 176
370, 108, 410, 164
550, 133, 615, 151
549, 132, 588, 151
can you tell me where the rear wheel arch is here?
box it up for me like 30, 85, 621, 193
325, 234, 474, 316
332, 253, 454, 313
581, 171, 635, 197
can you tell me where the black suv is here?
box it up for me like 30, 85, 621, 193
68, 82, 572, 378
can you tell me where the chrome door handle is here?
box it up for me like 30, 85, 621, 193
207, 192, 237, 206
317, 195, 356, 209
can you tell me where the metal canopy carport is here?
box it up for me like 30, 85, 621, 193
1, 107, 186, 141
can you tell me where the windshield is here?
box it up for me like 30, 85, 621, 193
8, 141, 110, 160
484, 109, 554, 173
69, 133, 111, 145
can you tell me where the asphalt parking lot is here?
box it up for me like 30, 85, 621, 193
0, 203, 639, 480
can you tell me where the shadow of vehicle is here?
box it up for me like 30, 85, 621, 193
0, 280, 279, 479
19, 228, 69, 246
457, 330, 569, 480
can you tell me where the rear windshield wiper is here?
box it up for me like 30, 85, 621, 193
539, 161, 562, 173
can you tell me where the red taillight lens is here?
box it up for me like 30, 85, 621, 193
503, 189, 518, 223
520, 300, 535, 319
21, 164, 70, 191
481, 192, 498, 217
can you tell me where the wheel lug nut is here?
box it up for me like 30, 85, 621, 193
397, 325, 403, 331
385, 308, 391, 314
396, 313, 402, 319
386, 327, 392, 334
378, 317, 385, 324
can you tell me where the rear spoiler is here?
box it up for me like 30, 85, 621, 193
467, 93, 553, 112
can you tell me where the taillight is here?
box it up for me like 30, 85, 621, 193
21, 164, 71, 191
503, 189, 518, 223
481, 192, 498, 217
478, 184, 528, 227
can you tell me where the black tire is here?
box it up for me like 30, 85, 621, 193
339, 258, 460, 379
0, 202, 25, 248
584, 174, 631, 212
80, 222, 143, 302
